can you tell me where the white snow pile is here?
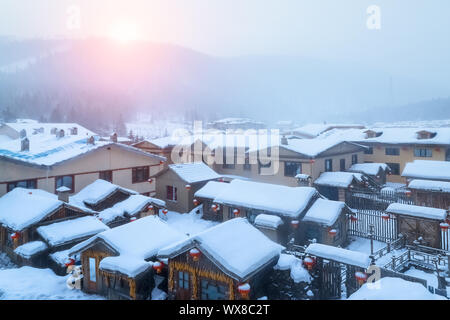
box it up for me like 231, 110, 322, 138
169, 162, 221, 183
159, 218, 284, 281
194, 181, 230, 200
349, 163, 390, 176
163, 210, 218, 236
213, 179, 318, 218
402, 160, 450, 181
408, 179, 450, 193
386, 203, 447, 221
0, 188, 63, 231
14, 241, 48, 259
70, 216, 187, 277
50, 249, 80, 267
98, 194, 165, 224
274, 254, 311, 284
37, 216, 109, 247
302, 198, 345, 226
314, 172, 363, 188
305, 243, 371, 268
0, 266, 104, 300
348, 277, 446, 300
254, 214, 284, 229
69, 179, 137, 208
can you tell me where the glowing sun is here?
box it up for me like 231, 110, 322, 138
108, 22, 141, 44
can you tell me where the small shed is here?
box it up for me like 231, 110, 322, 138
407, 179, 450, 210
349, 163, 391, 185
300, 198, 351, 247
314, 171, 366, 201
69, 216, 187, 300
254, 214, 284, 243
154, 162, 222, 213
386, 203, 448, 248
158, 218, 284, 300
194, 181, 230, 222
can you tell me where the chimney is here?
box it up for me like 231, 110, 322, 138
56, 186, 71, 202
19, 129, 27, 139
57, 129, 65, 138
70, 127, 78, 135
21, 137, 30, 152
51, 128, 58, 135
110, 133, 118, 143
281, 135, 288, 145
87, 136, 95, 145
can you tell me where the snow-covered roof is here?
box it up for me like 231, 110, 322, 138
213, 179, 318, 218
0, 188, 63, 231
292, 123, 365, 138
302, 199, 346, 226
70, 216, 187, 260
305, 243, 371, 268
37, 216, 109, 247
2, 121, 96, 137
146, 134, 196, 149
274, 254, 312, 284
349, 163, 390, 176
254, 214, 284, 229
99, 255, 153, 278
14, 241, 48, 259
158, 218, 284, 281
402, 160, 450, 181
348, 277, 446, 300
69, 179, 138, 209
408, 179, 450, 193
50, 249, 79, 267
386, 203, 447, 221
314, 172, 364, 188
169, 162, 221, 183
194, 181, 230, 199
97, 194, 165, 224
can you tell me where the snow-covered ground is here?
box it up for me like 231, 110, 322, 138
345, 236, 386, 254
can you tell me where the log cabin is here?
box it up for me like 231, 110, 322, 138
157, 218, 284, 300
314, 171, 369, 201
407, 179, 450, 210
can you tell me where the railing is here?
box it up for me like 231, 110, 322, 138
372, 235, 406, 261
348, 209, 398, 242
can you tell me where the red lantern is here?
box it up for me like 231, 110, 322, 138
185, 184, 191, 191
350, 215, 358, 223
303, 257, 315, 270
147, 205, 154, 211
193, 198, 199, 206
405, 190, 412, 197
159, 160, 164, 165
152, 261, 164, 274
10, 232, 20, 240
435, 148, 441, 152
355, 271, 368, 285
189, 248, 201, 261
162, 209, 168, 215
218, 178, 225, 182
130, 217, 137, 222
328, 228, 337, 237
147, 178, 153, 184
238, 283, 251, 299
233, 209, 240, 216
381, 213, 390, 221
65, 258, 75, 267
211, 204, 219, 212
309, 159, 315, 164
440, 223, 449, 231
291, 220, 299, 229
28, 192, 32, 195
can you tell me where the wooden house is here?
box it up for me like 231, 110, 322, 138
253, 214, 284, 244
402, 160, 450, 183
314, 171, 369, 201
157, 218, 284, 300
0, 187, 93, 265
348, 163, 391, 185
193, 181, 230, 222
408, 179, 450, 210
386, 203, 448, 249
154, 162, 222, 213
69, 216, 187, 300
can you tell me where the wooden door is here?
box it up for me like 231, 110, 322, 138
175, 270, 192, 300
399, 217, 440, 248
319, 260, 342, 300
85, 256, 99, 293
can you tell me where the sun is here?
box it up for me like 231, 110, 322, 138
108, 22, 141, 44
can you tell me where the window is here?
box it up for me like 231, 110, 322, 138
55, 175, 74, 192
414, 148, 432, 158
166, 186, 177, 201
385, 148, 400, 156
447, 149, 450, 162
132, 166, 149, 183
178, 271, 190, 289
200, 279, 227, 300
325, 159, 333, 172
284, 161, 302, 177
243, 156, 251, 171
258, 160, 272, 174
89, 257, 96, 282
351, 154, 358, 165
7, 179, 37, 192
340, 159, 346, 171
386, 163, 400, 175
99, 170, 113, 182
222, 147, 236, 169
364, 147, 373, 155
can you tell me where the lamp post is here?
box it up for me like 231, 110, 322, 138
368, 224, 375, 264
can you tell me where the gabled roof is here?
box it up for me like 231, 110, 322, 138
158, 218, 284, 281
212, 179, 318, 218
305, 243, 371, 269
194, 181, 230, 199
168, 162, 221, 184
386, 203, 447, 221
408, 179, 450, 193
402, 160, 450, 181
349, 163, 390, 176
314, 172, 364, 188
302, 198, 346, 227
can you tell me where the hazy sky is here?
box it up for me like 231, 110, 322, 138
1, 0, 450, 83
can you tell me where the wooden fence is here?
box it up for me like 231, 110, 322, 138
348, 209, 399, 242
346, 188, 414, 211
